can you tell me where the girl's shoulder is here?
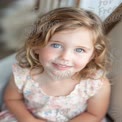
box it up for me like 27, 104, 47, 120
90, 69, 104, 79
12, 63, 31, 92
12, 63, 30, 75
81, 70, 108, 97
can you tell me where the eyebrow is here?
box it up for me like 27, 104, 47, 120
49, 40, 64, 45
77, 45, 93, 50
49, 40, 61, 43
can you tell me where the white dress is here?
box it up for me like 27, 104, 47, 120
0, 64, 104, 122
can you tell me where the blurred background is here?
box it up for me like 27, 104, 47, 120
0, 0, 122, 59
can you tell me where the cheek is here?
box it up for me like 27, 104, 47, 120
74, 57, 91, 69
39, 52, 52, 63
38, 49, 57, 64
74, 60, 84, 69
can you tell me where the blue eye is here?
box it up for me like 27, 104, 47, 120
75, 48, 84, 53
51, 43, 62, 48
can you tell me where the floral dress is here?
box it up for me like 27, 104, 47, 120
0, 64, 104, 122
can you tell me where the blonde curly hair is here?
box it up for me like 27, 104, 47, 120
16, 7, 110, 79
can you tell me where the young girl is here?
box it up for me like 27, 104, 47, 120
0, 7, 110, 122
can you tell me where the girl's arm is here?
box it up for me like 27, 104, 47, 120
70, 78, 111, 122
4, 75, 46, 122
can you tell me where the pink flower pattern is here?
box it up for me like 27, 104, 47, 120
0, 64, 103, 122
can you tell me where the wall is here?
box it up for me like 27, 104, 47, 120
107, 20, 122, 120
80, 0, 122, 20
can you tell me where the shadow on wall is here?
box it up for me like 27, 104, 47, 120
0, 0, 43, 59
0, 0, 77, 59
107, 20, 122, 122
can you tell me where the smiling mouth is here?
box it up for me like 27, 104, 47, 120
52, 63, 72, 70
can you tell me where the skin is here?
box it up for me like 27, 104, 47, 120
35, 28, 94, 81
4, 27, 110, 122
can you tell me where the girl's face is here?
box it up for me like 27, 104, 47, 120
35, 27, 94, 80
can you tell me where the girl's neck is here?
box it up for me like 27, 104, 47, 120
43, 72, 74, 84
33, 71, 77, 86
31, 68, 80, 86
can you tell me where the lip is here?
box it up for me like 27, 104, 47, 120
52, 63, 72, 70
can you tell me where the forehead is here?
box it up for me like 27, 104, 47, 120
50, 27, 94, 47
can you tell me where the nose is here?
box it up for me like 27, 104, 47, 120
59, 50, 71, 61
